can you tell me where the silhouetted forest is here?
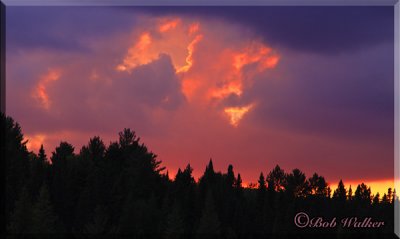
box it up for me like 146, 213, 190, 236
3, 113, 398, 238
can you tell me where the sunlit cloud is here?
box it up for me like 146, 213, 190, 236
181, 78, 201, 102
116, 18, 202, 74
176, 34, 203, 73
224, 104, 255, 127
188, 22, 200, 35
32, 69, 61, 110
116, 32, 153, 72
159, 18, 181, 33
233, 43, 279, 71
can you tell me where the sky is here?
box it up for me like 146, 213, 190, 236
6, 6, 395, 194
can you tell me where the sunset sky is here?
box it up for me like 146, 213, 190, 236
6, 6, 395, 194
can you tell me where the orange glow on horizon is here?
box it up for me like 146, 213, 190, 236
344, 179, 396, 197
25, 134, 46, 153
240, 179, 397, 197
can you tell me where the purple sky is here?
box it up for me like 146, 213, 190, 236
6, 6, 395, 190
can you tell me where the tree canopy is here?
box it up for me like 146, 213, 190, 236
3, 113, 396, 238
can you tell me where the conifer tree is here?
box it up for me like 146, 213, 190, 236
31, 185, 58, 234
235, 174, 242, 189
267, 165, 285, 192
333, 180, 347, 203
258, 172, 266, 192
285, 169, 309, 198
372, 193, 380, 206
387, 188, 393, 203
257, 172, 266, 204
234, 173, 243, 197
196, 192, 221, 238
29, 145, 48, 199
226, 165, 235, 188
354, 183, 371, 205
164, 201, 185, 239
38, 145, 46, 162
85, 205, 108, 234
4, 113, 31, 221
382, 193, 389, 204
8, 187, 33, 233
348, 185, 353, 201
308, 173, 328, 197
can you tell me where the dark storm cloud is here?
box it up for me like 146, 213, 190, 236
119, 54, 185, 110
244, 43, 393, 143
132, 6, 394, 54
8, 6, 394, 54
6, 6, 137, 51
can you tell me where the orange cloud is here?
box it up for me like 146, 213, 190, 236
116, 32, 153, 72
202, 43, 279, 126
159, 18, 181, 32
116, 19, 202, 74
233, 44, 279, 71
181, 78, 201, 102
176, 34, 203, 73
188, 22, 200, 35
32, 69, 61, 109
209, 81, 243, 100
224, 104, 254, 127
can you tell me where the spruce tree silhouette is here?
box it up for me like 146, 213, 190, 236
31, 184, 59, 234
164, 201, 185, 239
267, 165, 286, 192
257, 172, 266, 202
354, 183, 372, 205
333, 180, 347, 203
38, 144, 47, 162
196, 191, 221, 238
285, 168, 309, 198
3, 113, 31, 223
309, 173, 329, 197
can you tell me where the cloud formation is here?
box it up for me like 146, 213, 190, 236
112, 16, 280, 127
6, 7, 394, 187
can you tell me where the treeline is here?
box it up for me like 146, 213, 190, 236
3, 113, 397, 238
